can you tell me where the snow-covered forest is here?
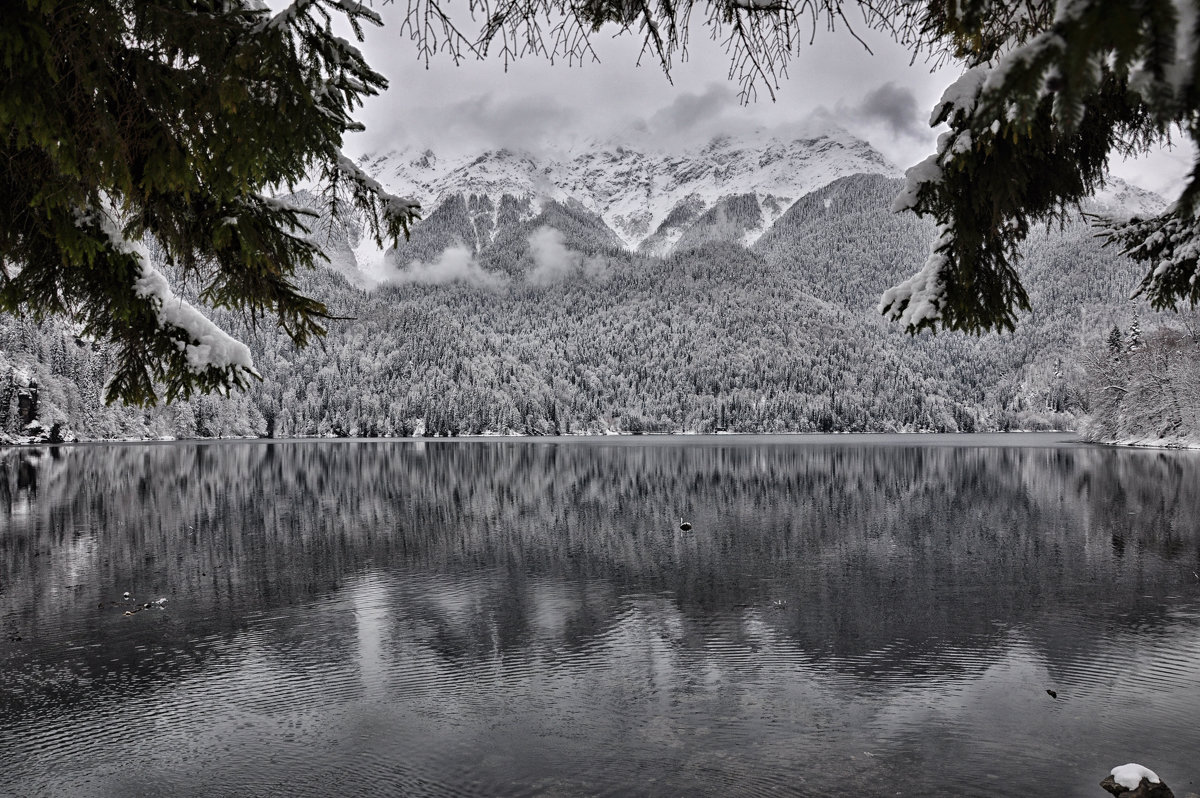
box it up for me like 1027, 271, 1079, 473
0, 139, 1175, 444
1081, 316, 1200, 447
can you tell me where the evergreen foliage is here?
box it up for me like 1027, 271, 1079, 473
0, 0, 419, 405
875, 0, 1200, 334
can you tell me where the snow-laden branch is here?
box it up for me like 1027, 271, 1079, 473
729, 0, 791, 10
334, 154, 422, 235
255, 0, 321, 32
891, 68, 989, 216
255, 0, 383, 33
929, 65, 989, 127
93, 209, 256, 380
1103, 207, 1200, 309
133, 263, 256, 377
878, 224, 952, 329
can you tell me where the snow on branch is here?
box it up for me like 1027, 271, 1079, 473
334, 154, 421, 236
133, 261, 257, 377
1104, 207, 1200, 309
892, 68, 990, 216
878, 223, 952, 330
729, 0, 791, 10
255, 0, 321, 32
929, 65, 989, 126
329, 0, 384, 26
92, 209, 256, 379
892, 147, 944, 213
255, 0, 382, 33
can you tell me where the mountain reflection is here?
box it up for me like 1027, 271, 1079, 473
4, 439, 1198, 670
4, 438, 1200, 797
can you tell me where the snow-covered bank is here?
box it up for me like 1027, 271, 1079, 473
1084, 434, 1200, 450
1080, 319, 1200, 450
3, 429, 1091, 451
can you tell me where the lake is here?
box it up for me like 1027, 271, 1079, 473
2, 434, 1198, 797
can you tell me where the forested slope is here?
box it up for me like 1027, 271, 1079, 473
0, 172, 1166, 443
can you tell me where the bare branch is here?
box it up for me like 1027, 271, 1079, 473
381, 0, 930, 105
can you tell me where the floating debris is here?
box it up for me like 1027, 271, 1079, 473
115, 593, 167, 617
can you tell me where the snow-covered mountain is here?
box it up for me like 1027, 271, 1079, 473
1, 149, 1174, 443
353, 124, 899, 260
307, 126, 1165, 294
1085, 178, 1169, 218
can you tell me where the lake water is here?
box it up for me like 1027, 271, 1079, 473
2, 434, 1199, 797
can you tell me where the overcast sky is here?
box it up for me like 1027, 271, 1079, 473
340, 8, 1191, 199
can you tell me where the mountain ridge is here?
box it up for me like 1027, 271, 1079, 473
354, 125, 899, 259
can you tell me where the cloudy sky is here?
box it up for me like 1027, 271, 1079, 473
340, 7, 1190, 199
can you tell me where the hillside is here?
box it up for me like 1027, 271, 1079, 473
0, 130, 1170, 443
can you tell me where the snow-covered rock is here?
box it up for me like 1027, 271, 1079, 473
1101, 764, 1173, 798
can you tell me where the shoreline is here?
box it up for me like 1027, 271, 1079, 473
0, 430, 1101, 451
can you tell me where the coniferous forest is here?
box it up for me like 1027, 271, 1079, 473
0, 173, 1179, 443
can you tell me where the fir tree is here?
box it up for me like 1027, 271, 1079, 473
1107, 325, 1124, 359
1128, 315, 1143, 353
1, 0, 419, 405
871, 0, 1200, 334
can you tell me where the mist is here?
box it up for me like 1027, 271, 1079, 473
392, 245, 508, 289
527, 227, 611, 284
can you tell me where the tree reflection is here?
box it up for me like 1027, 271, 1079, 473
3, 439, 1200, 696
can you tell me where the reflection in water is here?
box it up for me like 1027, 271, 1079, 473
1, 437, 1199, 797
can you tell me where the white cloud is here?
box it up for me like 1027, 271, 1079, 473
393, 245, 508, 288
341, 13, 952, 160
332, 8, 1186, 199
527, 226, 610, 284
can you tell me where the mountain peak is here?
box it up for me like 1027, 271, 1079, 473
362, 130, 899, 251
1086, 176, 1167, 219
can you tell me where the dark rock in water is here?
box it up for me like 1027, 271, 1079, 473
1101, 773, 1174, 798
